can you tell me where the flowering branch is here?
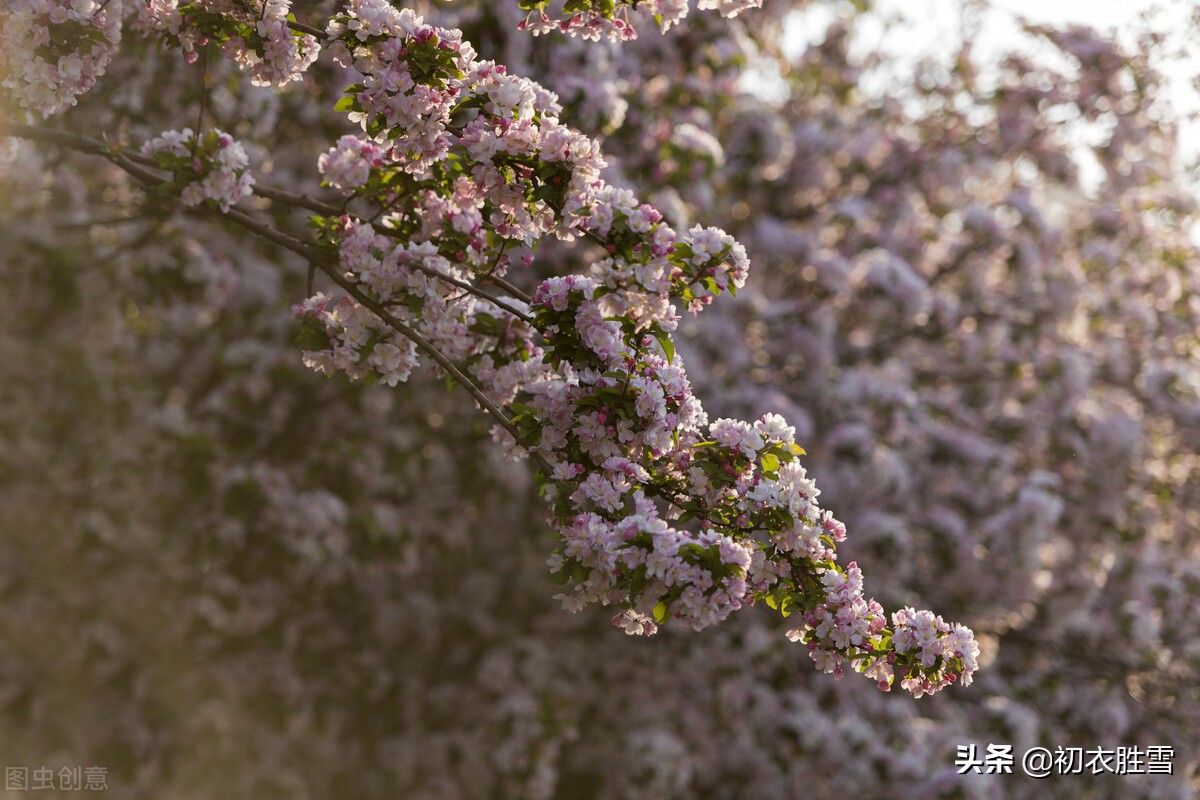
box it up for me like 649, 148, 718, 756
5, 1, 981, 698
287, 2, 979, 696
1, 121, 525, 448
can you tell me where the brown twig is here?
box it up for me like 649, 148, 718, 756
6, 120, 531, 446
287, 20, 328, 40
254, 184, 343, 216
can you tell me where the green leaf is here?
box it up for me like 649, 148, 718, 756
470, 312, 502, 336
761, 453, 780, 473
653, 329, 675, 363
334, 95, 357, 113
653, 601, 668, 624
294, 320, 330, 351
629, 566, 648, 597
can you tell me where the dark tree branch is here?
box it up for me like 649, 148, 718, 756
287, 20, 327, 40
255, 184, 343, 216
6, 120, 531, 447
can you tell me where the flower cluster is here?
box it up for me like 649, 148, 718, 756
140, 128, 255, 211
317, 134, 386, 194
526, 271, 979, 696
135, 0, 319, 86
293, 290, 420, 386
0, 0, 122, 118
516, 0, 764, 40
324, 3, 476, 174
294, 212, 541, 392
296, 4, 976, 696
786, 566, 980, 695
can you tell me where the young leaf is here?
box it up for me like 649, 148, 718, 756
653, 329, 675, 363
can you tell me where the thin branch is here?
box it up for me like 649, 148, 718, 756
4, 123, 110, 156
7, 120, 540, 450
8, 122, 534, 316
5, 125, 539, 312
257, 187, 534, 319
474, 239, 535, 304
56, 214, 150, 229
229, 0, 324, 39
4, 123, 165, 189
108, 146, 160, 169
110, 152, 170, 187
314, 264, 526, 444
201, 206, 529, 442
4, 123, 335, 209
191, 209, 529, 442
194, 47, 210, 144
411, 263, 533, 323
254, 184, 343, 216
546, 198, 612, 251
483, 273, 532, 304
287, 20, 328, 40
212, 206, 328, 261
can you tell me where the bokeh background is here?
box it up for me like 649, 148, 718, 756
1, 1, 1197, 797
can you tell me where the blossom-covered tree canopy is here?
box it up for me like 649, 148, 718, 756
1, 1, 1197, 798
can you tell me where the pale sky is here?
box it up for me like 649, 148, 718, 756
785, 0, 1200, 157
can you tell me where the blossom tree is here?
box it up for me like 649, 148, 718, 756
0, 1, 1196, 798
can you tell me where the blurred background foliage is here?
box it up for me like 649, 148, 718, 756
0, 0, 1197, 797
